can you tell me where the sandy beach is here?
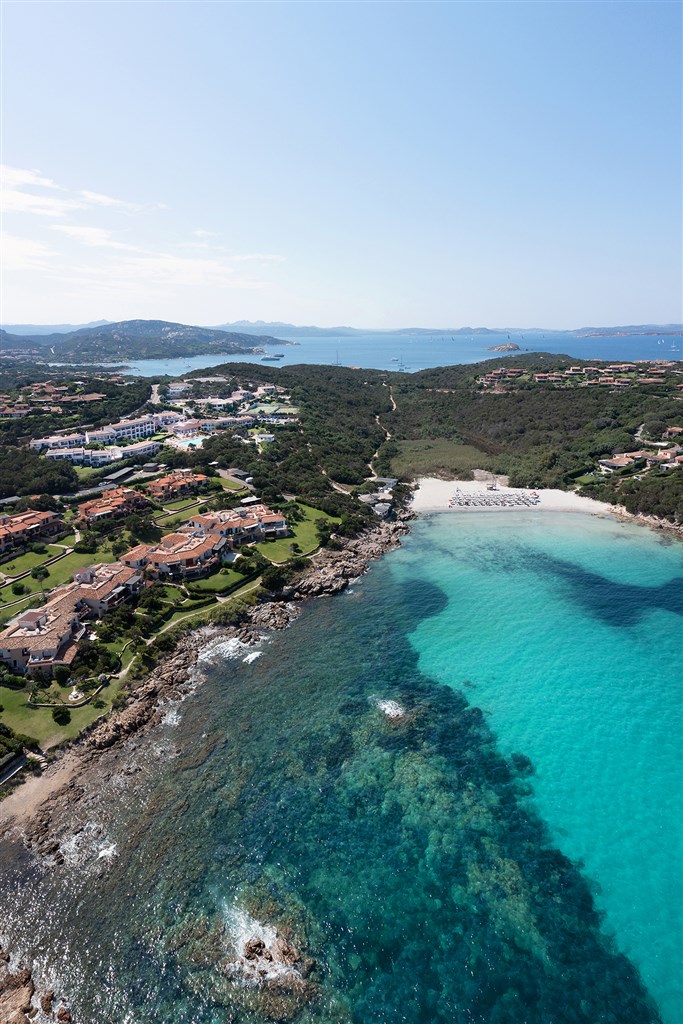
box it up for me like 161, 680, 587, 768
410, 477, 615, 516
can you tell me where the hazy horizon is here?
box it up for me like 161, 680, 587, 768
2, 316, 682, 336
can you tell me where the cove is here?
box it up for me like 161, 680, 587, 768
0, 511, 679, 1023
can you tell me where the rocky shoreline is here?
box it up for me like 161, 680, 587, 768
611, 504, 683, 541
1, 512, 412, 848
0, 512, 412, 1019
0, 948, 72, 1024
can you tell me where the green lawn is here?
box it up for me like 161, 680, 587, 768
0, 545, 65, 579
0, 679, 121, 748
0, 595, 39, 624
0, 548, 116, 599
218, 478, 246, 491
190, 568, 246, 593
254, 503, 340, 563
74, 465, 101, 482
159, 505, 207, 529
158, 497, 198, 511
57, 533, 79, 548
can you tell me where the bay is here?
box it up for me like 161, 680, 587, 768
52, 330, 682, 377
0, 512, 680, 1023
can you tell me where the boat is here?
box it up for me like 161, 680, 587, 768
390, 357, 399, 362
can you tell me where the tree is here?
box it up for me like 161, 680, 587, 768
52, 706, 71, 725
31, 566, 49, 581
261, 564, 289, 592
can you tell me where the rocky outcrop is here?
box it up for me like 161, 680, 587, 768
0, 948, 70, 1023
8, 513, 415, 861
611, 505, 683, 540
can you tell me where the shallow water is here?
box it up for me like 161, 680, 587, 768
0, 512, 680, 1023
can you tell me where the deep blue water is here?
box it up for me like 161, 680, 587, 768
0, 512, 680, 1023
63, 330, 681, 377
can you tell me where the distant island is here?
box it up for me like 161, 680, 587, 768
487, 342, 521, 352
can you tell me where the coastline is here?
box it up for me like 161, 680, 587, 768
410, 475, 683, 540
0, 487, 678, 1019
410, 476, 614, 516
0, 512, 413, 841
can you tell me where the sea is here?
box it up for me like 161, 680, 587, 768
55, 330, 682, 377
1, 510, 681, 1024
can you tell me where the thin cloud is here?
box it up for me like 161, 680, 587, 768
1, 165, 159, 218
50, 224, 142, 251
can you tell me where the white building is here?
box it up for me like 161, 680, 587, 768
86, 415, 155, 445
30, 432, 86, 451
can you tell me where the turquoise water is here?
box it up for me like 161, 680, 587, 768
51, 330, 682, 377
0, 512, 680, 1022
391, 512, 683, 1023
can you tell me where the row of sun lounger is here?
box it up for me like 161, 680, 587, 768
448, 491, 540, 508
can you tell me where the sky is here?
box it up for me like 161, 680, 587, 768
1, 0, 681, 330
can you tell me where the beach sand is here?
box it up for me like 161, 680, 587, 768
411, 477, 614, 516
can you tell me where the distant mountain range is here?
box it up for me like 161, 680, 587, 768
1, 320, 111, 336
0, 320, 286, 362
213, 320, 683, 339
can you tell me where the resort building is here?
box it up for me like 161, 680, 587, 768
44, 439, 161, 466
0, 510, 63, 553
30, 432, 87, 451
71, 562, 143, 616
0, 561, 142, 674
122, 531, 226, 580
77, 487, 150, 524
598, 455, 637, 473
187, 504, 287, 544
0, 595, 86, 674
199, 415, 255, 432
145, 470, 208, 502
85, 415, 156, 445
170, 419, 202, 439
152, 410, 186, 428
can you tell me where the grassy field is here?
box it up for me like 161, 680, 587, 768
0, 679, 121, 747
74, 465, 101, 482
390, 439, 495, 479
154, 497, 199, 514
190, 568, 246, 593
0, 595, 38, 624
218, 478, 246, 491
158, 505, 207, 529
0, 548, 117, 599
0, 545, 65, 579
254, 503, 340, 563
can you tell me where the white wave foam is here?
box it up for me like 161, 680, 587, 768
97, 842, 118, 862
223, 905, 301, 986
198, 637, 250, 663
161, 706, 181, 727
372, 697, 406, 720
242, 651, 263, 664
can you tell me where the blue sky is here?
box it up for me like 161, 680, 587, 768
2, 0, 681, 328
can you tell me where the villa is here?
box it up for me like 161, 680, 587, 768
146, 470, 208, 501
0, 509, 63, 553
122, 531, 226, 580
0, 561, 142, 674
77, 487, 150, 524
